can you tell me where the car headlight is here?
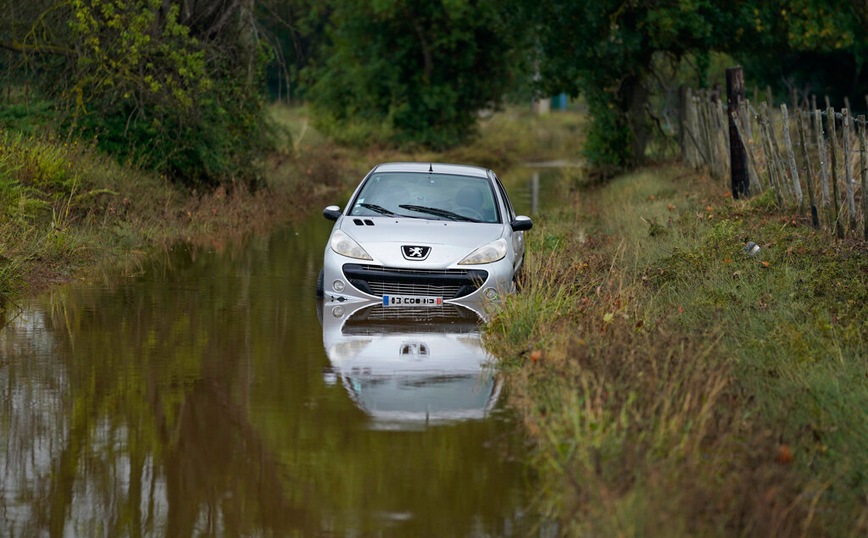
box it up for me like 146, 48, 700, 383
458, 238, 507, 265
330, 230, 373, 260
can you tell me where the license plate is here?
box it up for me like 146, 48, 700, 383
382, 295, 443, 307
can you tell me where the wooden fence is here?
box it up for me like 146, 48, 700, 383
682, 88, 868, 239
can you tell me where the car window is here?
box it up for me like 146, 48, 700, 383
494, 177, 516, 221
348, 172, 501, 223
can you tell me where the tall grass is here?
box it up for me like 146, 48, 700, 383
485, 164, 868, 536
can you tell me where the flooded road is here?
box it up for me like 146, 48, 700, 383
0, 167, 561, 537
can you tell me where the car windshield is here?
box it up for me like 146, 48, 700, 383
348, 172, 500, 223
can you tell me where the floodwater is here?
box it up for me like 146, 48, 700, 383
0, 167, 563, 538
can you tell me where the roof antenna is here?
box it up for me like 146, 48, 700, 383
428, 163, 433, 173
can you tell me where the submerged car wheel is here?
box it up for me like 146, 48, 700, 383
316, 269, 324, 298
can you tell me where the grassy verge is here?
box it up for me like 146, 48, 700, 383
0, 105, 584, 318
487, 164, 868, 536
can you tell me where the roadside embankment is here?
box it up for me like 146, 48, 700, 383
487, 164, 868, 536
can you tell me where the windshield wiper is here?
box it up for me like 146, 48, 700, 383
359, 203, 398, 216
399, 204, 479, 222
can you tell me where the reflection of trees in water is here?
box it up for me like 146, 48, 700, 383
162, 380, 312, 536
0, 228, 531, 537
1, 286, 314, 536
0, 232, 322, 537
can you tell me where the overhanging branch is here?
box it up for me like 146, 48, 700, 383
0, 40, 74, 57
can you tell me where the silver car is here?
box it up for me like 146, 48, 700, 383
318, 162, 532, 307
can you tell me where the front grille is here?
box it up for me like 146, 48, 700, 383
369, 281, 461, 298
343, 264, 488, 299
358, 266, 469, 276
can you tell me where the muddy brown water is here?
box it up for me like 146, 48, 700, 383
0, 168, 561, 537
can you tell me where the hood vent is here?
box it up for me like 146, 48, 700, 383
352, 219, 376, 226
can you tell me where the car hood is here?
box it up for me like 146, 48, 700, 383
338, 218, 504, 266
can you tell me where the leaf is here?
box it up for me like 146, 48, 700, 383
775, 444, 793, 464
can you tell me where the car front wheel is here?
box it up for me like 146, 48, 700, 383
316, 269, 324, 298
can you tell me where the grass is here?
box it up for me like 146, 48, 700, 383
487, 164, 868, 536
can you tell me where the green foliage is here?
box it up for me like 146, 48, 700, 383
0, 100, 58, 136
581, 90, 634, 171
64, 0, 274, 185
305, 0, 525, 149
1, 0, 275, 186
0, 130, 80, 222
738, 0, 868, 107
526, 0, 732, 172
257, 0, 333, 102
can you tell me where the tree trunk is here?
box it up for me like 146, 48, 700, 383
621, 75, 649, 166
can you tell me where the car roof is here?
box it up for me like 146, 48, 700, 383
371, 162, 491, 179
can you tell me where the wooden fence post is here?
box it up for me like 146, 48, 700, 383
717, 102, 730, 180
814, 109, 831, 216
759, 103, 783, 201
780, 104, 804, 206
731, 110, 764, 193
828, 107, 845, 238
797, 110, 819, 227
679, 85, 689, 162
687, 95, 707, 168
702, 97, 718, 178
860, 115, 868, 240
741, 100, 753, 139
727, 67, 750, 198
690, 95, 702, 167
767, 105, 793, 201
843, 109, 857, 229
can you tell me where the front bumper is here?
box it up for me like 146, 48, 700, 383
322, 249, 516, 306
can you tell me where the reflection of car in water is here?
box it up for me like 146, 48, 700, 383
320, 300, 501, 426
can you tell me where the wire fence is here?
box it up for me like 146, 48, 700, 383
682, 87, 868, 239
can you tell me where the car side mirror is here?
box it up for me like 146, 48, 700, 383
510, 215, 533, 231
323, 205, 342, 221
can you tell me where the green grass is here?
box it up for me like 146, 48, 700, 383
488, 163, 868, 536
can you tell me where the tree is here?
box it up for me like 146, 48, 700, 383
0, 0, 274, 186
256, 0, 333, 102
304, 0, 525, 148
525, 0, 742, 172
737, 0, 868, 108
